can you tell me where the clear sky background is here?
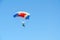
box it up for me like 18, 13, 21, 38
0, 0, 60, 40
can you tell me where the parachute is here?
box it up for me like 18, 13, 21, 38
13, 11, 30, 27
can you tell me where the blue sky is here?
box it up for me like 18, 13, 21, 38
0, 0, 60, 40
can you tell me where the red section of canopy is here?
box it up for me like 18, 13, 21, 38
18, 13, 26, 18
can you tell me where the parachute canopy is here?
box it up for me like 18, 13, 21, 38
14, 11, 30, 19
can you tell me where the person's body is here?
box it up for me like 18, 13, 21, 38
22, 21, 25, 27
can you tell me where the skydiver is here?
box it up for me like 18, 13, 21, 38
22, 21, 25, 27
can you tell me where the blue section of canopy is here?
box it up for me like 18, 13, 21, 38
13, 14, 18, 17
25, 15, 30, 19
